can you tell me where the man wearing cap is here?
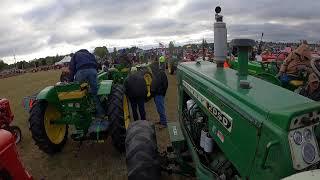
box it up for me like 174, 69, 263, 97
299, 73, 320, 101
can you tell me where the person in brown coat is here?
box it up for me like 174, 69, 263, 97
278, 43, 312, 85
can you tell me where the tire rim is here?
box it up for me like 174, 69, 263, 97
44, 105, 66, 144
123, 95, 130, 129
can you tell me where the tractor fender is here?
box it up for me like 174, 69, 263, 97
36, 86, 60, 105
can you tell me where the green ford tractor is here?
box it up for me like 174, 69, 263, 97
125, 7, 320, 180
26, 79, 130, 154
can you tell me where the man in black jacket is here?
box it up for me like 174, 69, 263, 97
151, 60, 168, 128
124, 71, 147, 121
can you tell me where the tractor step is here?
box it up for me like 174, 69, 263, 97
168, 122, 186, 151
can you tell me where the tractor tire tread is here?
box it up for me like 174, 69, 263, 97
125, 120, 160, 180
108, 84, 127, 153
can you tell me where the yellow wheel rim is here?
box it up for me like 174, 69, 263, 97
123, 95, 130, 129
44, 105, 66, 144
144, 73, 152, 97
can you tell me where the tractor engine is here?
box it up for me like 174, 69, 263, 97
183, 99, 239, 179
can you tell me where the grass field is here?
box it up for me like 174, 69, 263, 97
0, 70, 180, 180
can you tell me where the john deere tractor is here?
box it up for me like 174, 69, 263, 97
228, 48, 312, 92
99, 64, 131, 83
27, 79, 130, 154
125, 7, 320, 180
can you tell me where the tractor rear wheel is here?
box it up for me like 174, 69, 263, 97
125, 120, 160, 180
107, 84, 129, 153
29, 100, 68, 154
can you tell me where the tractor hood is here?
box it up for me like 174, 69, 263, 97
179, 61, 320, 130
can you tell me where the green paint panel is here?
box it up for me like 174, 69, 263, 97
98, 80, 113, 95
36, 85, 60, 104
179, 61, 318, 130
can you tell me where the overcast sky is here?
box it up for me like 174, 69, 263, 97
1, 0, 320, 64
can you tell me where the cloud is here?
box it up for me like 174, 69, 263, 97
0, 0, 320, 63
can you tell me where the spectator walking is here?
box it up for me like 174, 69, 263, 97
151, 59, 168, 128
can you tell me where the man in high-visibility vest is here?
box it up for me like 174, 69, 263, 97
159, 55, 166, 70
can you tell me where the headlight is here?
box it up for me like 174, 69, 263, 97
303, 128, 312, 142
293, 131, 303, 145
302, 143, 316, 164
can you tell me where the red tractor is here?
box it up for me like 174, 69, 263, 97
0, 99, 22, 144
0, 129, 32, 180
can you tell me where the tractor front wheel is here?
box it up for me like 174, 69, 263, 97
29, 100, 68, 154
107, 84, 129, 153
125, 120, 160, 180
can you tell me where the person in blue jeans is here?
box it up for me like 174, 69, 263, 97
69, 49, 107, 132
124, 70, 147, 121
151, 66, 168, 128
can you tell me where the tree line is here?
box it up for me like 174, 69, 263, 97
0, 42, 211, 72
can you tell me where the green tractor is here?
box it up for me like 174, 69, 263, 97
125, 7, 320, 180
98, 63, 153, 100
228, 52, 309, 91
98, 64, 131, 83
26, 79, 130, 154
228, 59, 281, 85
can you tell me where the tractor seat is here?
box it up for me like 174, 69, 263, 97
289, 80, 304, 87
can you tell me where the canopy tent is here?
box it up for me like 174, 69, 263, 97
55, 56, 71, 65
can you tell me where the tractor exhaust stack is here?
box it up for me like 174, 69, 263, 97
214, 6, 227, 68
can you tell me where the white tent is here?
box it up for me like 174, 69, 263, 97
55, 56, 71, 65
